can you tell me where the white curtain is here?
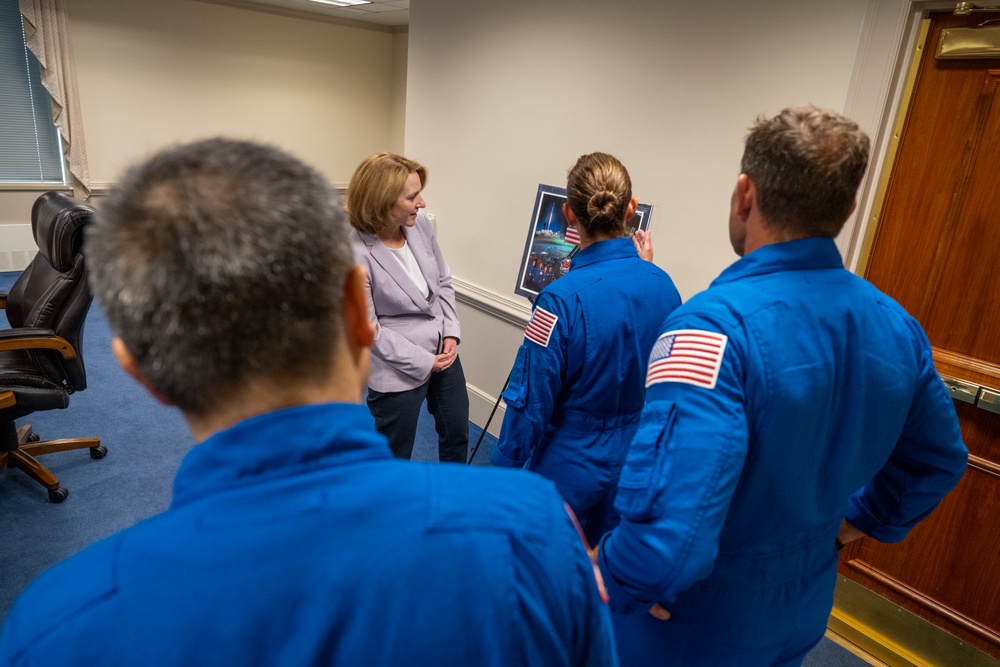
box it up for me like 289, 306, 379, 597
19, 0, 90, 198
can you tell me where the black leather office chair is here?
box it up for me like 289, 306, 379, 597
0, 191, 105, 503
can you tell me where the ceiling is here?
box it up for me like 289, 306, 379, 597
202, 0, 410, 30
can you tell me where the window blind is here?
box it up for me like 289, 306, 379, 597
0, 0, 64, 184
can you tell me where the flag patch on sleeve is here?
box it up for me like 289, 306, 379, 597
525, 306, 558, 347
645, 329, 728, 390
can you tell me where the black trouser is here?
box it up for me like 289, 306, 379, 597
366, 356, 469, 463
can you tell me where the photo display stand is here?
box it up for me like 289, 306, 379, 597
513, 184, 653, 301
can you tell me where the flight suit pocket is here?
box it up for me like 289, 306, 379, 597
615, 401, 676, 521
501, 345, 529, 409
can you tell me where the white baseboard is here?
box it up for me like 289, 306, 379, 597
0, 224, 36, 271
452, 278, 525, 439
468, 381, 506, 438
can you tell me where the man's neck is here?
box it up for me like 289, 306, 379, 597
184, 350, 368, 442
744, 215, 808, 255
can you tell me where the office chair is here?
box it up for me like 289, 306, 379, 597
0, 191, 106, 503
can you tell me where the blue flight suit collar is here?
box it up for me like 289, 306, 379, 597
712, 237, 845, 287
569, 236, 639, 271
172, 402, 390, 508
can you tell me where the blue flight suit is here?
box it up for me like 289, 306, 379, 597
528, 262, 541, 290
598, 238, 968, 666
492, 237, 682, 544
0, 403, 617, 667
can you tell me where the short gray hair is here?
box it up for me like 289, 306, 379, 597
741, 105, 870, 238
87, 138, 352, 418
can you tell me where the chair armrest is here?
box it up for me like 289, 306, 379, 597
0, 328, 78, 359
0, 291, 6, 309
0, 391, 14, 409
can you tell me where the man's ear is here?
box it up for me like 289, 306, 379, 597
735, 173, 755, 221
343, 265, 376, 351
111, 337, 174, 406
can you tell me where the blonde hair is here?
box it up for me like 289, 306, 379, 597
565, 152, 632, 238
344, 152, 427, 234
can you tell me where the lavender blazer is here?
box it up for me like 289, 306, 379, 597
350, 210, 461, 393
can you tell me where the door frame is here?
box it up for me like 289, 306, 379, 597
838, 0, 1000, 270
835, 3, 1000, 662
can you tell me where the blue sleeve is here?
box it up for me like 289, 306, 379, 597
491, 292, 569, 468
599, 317, 749, 614
845, 330, 968, 542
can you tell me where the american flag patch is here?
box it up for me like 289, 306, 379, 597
564, 225, 581, 246
525, 306, 558, 347
645, 329, 728, 390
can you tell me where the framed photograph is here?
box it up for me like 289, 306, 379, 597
513, 184, 653, 301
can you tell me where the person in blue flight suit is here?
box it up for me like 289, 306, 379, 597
491, 152, 682, 545
0, 139, 617, 667
595, 106, 969, 666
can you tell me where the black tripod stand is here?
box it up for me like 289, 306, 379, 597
466, 372, 510, 464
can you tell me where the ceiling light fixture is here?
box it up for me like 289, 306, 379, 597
307, 0, 372, 7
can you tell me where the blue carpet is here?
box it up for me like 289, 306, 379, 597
0, 272, 195, 618
0, 270, 870, 665
414, 405, 495, 465
803, 637, 871, 666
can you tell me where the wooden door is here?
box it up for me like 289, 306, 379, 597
840, 11, 1000, 658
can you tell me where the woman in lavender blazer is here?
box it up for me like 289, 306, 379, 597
345, 153, 469, 462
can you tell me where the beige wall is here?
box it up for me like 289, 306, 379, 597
403, 0, 921, 425
407, 0, 872, 303
2, 0, 932, 433
389, 30, 409, 155
0, 0, 406, 263
73, 0, 401, 186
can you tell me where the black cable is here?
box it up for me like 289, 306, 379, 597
467, 371, 511, 465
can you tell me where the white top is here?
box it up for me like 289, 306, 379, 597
388, 240, 430, 299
